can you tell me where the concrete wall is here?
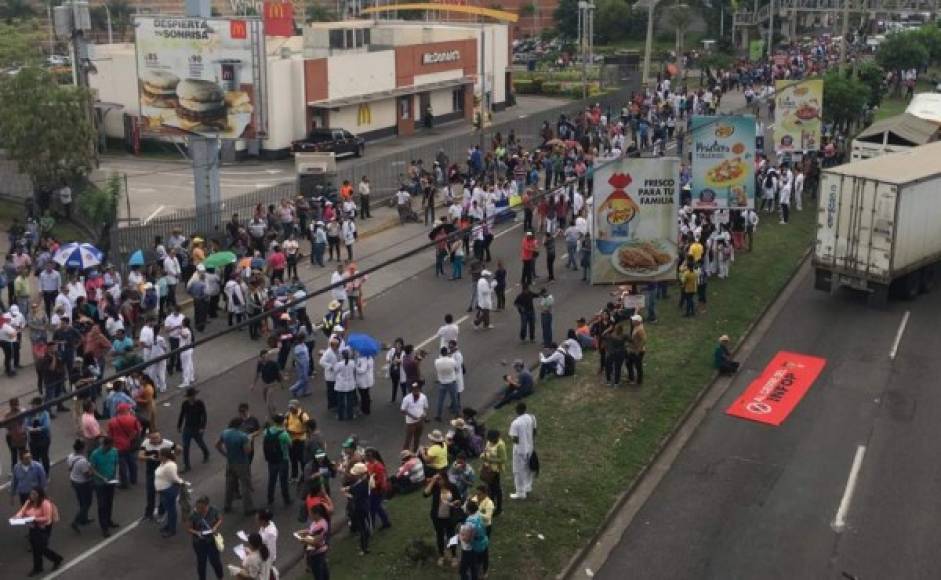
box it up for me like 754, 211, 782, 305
327, 51, 396, 100
264, 56, 307, 152
0, 154, 33, 200
330, 98, 397, 134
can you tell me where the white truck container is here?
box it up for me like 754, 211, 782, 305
814, 141, 941, 305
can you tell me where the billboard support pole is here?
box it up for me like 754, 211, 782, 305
191, 137, 222, 235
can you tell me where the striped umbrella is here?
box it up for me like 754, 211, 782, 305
53, 242, 104, 270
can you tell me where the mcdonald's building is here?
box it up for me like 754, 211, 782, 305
87, 19, 511, 158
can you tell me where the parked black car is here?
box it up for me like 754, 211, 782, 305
291, 128, 365, 157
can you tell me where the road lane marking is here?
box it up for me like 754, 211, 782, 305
44, 518, 143, 579
142, 205, 165, 225
889, 310, 910, 360
831, 444, 867, 533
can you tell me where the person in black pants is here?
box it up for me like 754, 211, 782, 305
347, 463, 372, 555
18, 488, 63, 576
90, 437, 120, 537
187, 496, 224, 580
514, 286, 536, 343
424, 474, 457, 566
177, 388, 210, 473
67, 439, 95, 532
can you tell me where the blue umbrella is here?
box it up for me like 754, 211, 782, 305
53, 242, 103, 270
346, 333, 380, 357
128, 249, 145, 267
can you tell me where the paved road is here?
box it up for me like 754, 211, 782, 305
97, 95, 567, 224
0, 214, 612, 579
595, 266, 941, 580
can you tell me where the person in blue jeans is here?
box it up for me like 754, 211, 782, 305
177, 387, 209, 473
290, 338, 311, 398
434, 348, 461, 421
156, 448, 183, 537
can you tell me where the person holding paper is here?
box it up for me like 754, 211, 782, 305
155, 448, 183, 537
89, 436, 120, 537
232, 532, 275, 580
186, 495, 224, 580
14, 487, 63, 576
298, 503, 330, 580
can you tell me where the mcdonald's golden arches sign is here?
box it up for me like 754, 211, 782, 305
263, 1, 295, 36
357, 104, 372, 126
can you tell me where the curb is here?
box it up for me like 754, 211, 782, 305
556, 246, 814, 580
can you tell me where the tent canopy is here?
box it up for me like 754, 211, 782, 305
855, 112, 940, 147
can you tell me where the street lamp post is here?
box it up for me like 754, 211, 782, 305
633, 0, 660, 86
577, 0, 595, 99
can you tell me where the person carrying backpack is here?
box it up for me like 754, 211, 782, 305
263, 414, 293, 507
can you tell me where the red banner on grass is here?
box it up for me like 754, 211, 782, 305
725, 351, 827, 426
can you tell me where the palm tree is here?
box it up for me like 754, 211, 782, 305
666, 2, 690, 68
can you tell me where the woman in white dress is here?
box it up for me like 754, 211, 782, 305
179, 317, 196, 388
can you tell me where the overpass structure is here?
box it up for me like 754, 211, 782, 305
732, 0, 939, 48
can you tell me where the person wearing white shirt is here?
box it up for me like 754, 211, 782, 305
149, 334, 168, 392
256, 511, 279, 564
319, 339, 340, 410
508, 403, 537, 500
400, 382, 429, 452
179, 321, 196, 388
163, 251, 181, 306
329, 265, 347, 304
358, 176, 372, 219
55, 289, 72, 322
164, 307, 184, 375
139, 319, 155, 361
341, 219, 357, 261
538, 344, 566, 379
561, 333, 583, 361
354, 354, 374, 415
473, 271, 496, 329
153, 448, 184, 537
332, 349, 358, 420
793, 169, 805, 212
778, 176, 792, 225
436, 315, 460, 350
448, 201, 463, 224
433, 348, 460, 422
224, 276, 246, 326
448, 340, 465, 398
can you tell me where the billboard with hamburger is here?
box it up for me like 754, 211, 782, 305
136, 16, 263, 139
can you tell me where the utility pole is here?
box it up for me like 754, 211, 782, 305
767, 0, 774, 59
643, 1, 655, 85
839, 0, 849, 68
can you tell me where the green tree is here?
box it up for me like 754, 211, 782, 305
305, 3, 337, 21
913, 25, 941, 64
875, 31, 929, 73
0, 0, 34, 23
78, 174, 120, 245
855, 61, 884, 107
553, 0, 578, 40
595, 0, 635, 44
0, 21, 43, 68
822, 70, 870, 132
0, 67, 96, 194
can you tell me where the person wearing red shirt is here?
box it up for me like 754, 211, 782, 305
520, 232, 539, 287
108, 403, 142, 488
365, 448, 391, 529
267, 246, 287, 284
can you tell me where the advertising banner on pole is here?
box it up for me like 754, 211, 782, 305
725, 351, 827, 426
773, 79, 823, 153
135, 16, 264, 139
690, 115, 756, 210
591, 157, 678, 285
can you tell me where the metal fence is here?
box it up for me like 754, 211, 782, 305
109, 83, 635, 272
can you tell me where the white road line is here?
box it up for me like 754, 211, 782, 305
889, 310, 910, 360
44, 518, 143, 579
831, 445, 867, 533
142, 205, 165, 225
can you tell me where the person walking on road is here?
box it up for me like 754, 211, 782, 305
289, 337, 312, 398
12, 449, 47, 505
155, 447, 184, 537
140, 431, 176, 523
67, 439, 95, 533
5, 396, 28, 473
401, 381, 429, 452
286, 400, 311, 481
520, 232, 539, 287
186, 495, 225, 580
514, 285, 537, 343
358, 175, 372, 219
253, 349, 284, 414
88, 436, 120, 537
177, 387, 210, 473
433, 347, 460, 422
544, 231, 557, 281
333, 349, 358, 421
509, 403, 537, 500
473, 270, 496, 330
15, 487, 63, 576
216, 417, 256, 516
108, 403, 141, 488
262, 413, 292, 508
537, 287, 554, 347
179, 317, 196, 387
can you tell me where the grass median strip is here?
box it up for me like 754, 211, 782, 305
307, 204, 816, 580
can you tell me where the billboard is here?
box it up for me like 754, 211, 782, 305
263, 1, 296, 37
690, 115, 756, 210
135, 16, 265, 139
773, 79, 823, 153
592, 158, 679, 285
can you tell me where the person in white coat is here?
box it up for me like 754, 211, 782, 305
179, 318, 196, 388
224, 275, 246, 327
341, 219, 357, 262
319, 338, 340, 410
448, 340, 465, 408
148, 333, 168, 392
330, 265, 348, 306
778, 174, 792, 225
332, 349, 358, 421
473, 270, 496, 330
354, 353, 374, 416
509, 402, 537, 500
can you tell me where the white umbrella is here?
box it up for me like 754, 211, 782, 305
53, 242, 103, 270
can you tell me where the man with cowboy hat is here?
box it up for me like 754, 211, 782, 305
420, 429, 449, 478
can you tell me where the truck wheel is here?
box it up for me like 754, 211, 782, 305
814, 268, 831, 292
919, 265, 937, 294
894, 273, 920, 300
868, 284, 889, 308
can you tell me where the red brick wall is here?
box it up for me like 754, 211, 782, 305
304, 59, 328, 103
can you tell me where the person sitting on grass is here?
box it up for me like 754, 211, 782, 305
391, 450, 425, 496
714, 335, 740, 375
538, 343, 566, 380
494, 360, 534, 409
